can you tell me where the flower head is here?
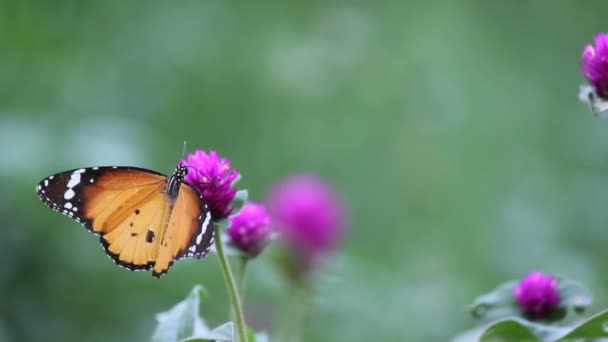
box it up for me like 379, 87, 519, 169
268, 174, 346, 265
181, 150, 239, 220
227, 202, 272, 257
513, 271, 560, 319
582, 32, 608, 99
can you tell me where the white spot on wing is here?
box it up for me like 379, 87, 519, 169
64, 202, 73, 209
63, 169, 87, 200
67, 172, 81, 188
64, 188, 75, 200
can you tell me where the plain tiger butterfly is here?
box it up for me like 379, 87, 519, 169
35, 164, 214, 278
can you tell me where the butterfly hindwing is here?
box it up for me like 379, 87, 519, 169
99, 184, 169, 271
152, 184, 214, 278
36, 166, 214, 277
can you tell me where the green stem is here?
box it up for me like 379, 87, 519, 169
237, 257, 249, 293
231, 257, 249, 322
214, 225, 247, 342
275, 285, 311, 342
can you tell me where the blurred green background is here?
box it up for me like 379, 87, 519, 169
2, 1, 608, 341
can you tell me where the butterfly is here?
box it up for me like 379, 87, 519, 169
36, 164, 215, 278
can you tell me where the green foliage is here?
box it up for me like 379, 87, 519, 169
477, 310, 608, 342
469, 278, 591, 323
182, 322, 234, 342
458, 279, 602, 342
230, 190, 249, 216
479, 319, 540, 342
151, 285, 235, 342
151, 286, 210, 342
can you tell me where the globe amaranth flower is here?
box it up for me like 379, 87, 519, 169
513, 271, 560, 319
181, 150, 239, 220
582, 32, 608, 99
227, 202, 272, 257
267, 174, 346, 265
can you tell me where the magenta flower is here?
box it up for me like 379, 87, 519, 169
268, 174, 346, 265
513, 271, 560, 319
181, 150, 239, 220
582, 32, 608, 99
227, 202, 272, 257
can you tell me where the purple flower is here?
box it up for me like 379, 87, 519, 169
227, 202, 272, 257
181, 150, 239, 220
582, 32, 608, 99
267, 174, 346, 264
513, 271, 560, 319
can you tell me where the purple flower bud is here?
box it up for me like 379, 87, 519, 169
582, 33, 608, 99
227, 202, 272, 257
267, 174, 346, 264
181, 150, 239, 220
513, 271, 560, 319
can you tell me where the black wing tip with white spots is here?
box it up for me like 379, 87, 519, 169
35, 166, 167, 233
36, 169, 94, 231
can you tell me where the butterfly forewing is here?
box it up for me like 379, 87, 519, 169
36, 167, 166, 230
36, 166, 214, 278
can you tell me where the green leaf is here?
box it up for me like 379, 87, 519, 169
182, 322, 234, 342
556, 279, 592, 315
469, 281, 519, 321
230, 189, 248, 215
231, 174, 242, 187
472, 310, 608, 342
579, 84, 608, 118
469, 278, 593, 323
151, 285, 209, 342
479, 319, 541, 342
553, 309, 608, 340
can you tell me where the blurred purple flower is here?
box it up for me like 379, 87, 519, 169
227, 202, 272, 257
268, 174, 346, 265
513, 271, 560, 319
181, 150, 239, 220
582, 32, 608, 99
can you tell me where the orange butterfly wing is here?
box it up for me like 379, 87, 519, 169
153, 184, 214, 277
36, 166, 214, 278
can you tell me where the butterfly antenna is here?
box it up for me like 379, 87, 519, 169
182, 141, 188, 159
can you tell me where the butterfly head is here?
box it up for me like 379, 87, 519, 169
174, 164, 188, 182
166, 164, 189, 199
